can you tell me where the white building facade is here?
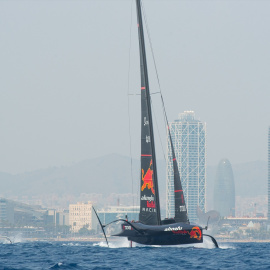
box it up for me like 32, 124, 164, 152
69, 201, 93, 233
166, 111, 206, 222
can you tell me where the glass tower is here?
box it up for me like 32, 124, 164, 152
166, 111, 206, 222
213, 159, 235, 217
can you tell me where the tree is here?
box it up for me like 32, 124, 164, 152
78, 226, 95, 236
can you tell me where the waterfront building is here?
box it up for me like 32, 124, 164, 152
214, 159, 235, 217
45, 209, 69, 227
69, 201, 93, 233
96, 205, 139, 226
56, 210, 69, 226
0, 198, 45, 226
0, 198, 14, 225
166, 111, 206, 221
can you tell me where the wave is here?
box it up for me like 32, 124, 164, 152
0, 233, 25, 244
92, 236, 234, 249
49, 262, 81, 269
93, 237, 132, 248
62, 242, 93, 247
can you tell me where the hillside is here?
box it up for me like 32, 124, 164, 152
0, 154, 166, 199
0, 155, 267, 208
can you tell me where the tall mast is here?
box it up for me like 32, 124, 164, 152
136, 0, 161, 225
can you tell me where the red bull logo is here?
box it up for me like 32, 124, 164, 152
188, 226, 202, 241
141, 160, 155, 194
146, 201, 156, 208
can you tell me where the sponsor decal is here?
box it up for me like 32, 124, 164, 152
141, 160, 155, 194
179, 205, 186, 212
142, 207, 156, 212
172, 230, 188, 235
147, 201, 156, 208
123, 226, 132, 230
166, 226, 202, 240
146, 135, 151, 143
144, 117, 149, 126
141, 195, 155, 201
164, 226, 183, 232
189, 226, 202, 241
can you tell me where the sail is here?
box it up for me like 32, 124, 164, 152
167, 126, 189, 224
136, 0, 161, 225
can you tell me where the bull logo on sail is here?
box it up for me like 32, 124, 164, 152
141, 159, 155, 194
188, 226, 202, 241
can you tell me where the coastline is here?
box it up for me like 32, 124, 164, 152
217, 239, 270, 243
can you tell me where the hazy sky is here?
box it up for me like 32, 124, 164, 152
1, 0, 270, 174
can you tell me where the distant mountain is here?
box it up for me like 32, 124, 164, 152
0, 155, 267, 208
0, 154, 135, 197
0, 154, 166, 199
0, 172, 14, 193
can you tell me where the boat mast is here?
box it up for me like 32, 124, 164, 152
136, 0, 161, 225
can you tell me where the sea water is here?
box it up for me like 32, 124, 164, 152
0, 238, 269, 269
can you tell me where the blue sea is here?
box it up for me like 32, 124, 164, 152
0, 237, 270, 270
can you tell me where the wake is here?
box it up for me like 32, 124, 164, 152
0, 233, 23, 244
93, 236, 234, 249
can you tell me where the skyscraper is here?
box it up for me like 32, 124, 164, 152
213, 159, 235, 217
166, 111, 206, 222
268, 127, 270, 221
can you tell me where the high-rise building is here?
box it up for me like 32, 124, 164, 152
268, 127, 270, 221
213, 159, 235, 217
166, 111, 206, 222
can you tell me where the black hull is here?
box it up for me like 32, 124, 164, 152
127, 234, 203, 246
114, 222, 204, 246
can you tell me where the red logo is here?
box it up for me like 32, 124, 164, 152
141, 160, 155, 194
172, 230, 188, 235
188, 227, 202, 241
147, 201, 156, 208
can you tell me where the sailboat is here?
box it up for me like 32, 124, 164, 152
93, 0, 218, 248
